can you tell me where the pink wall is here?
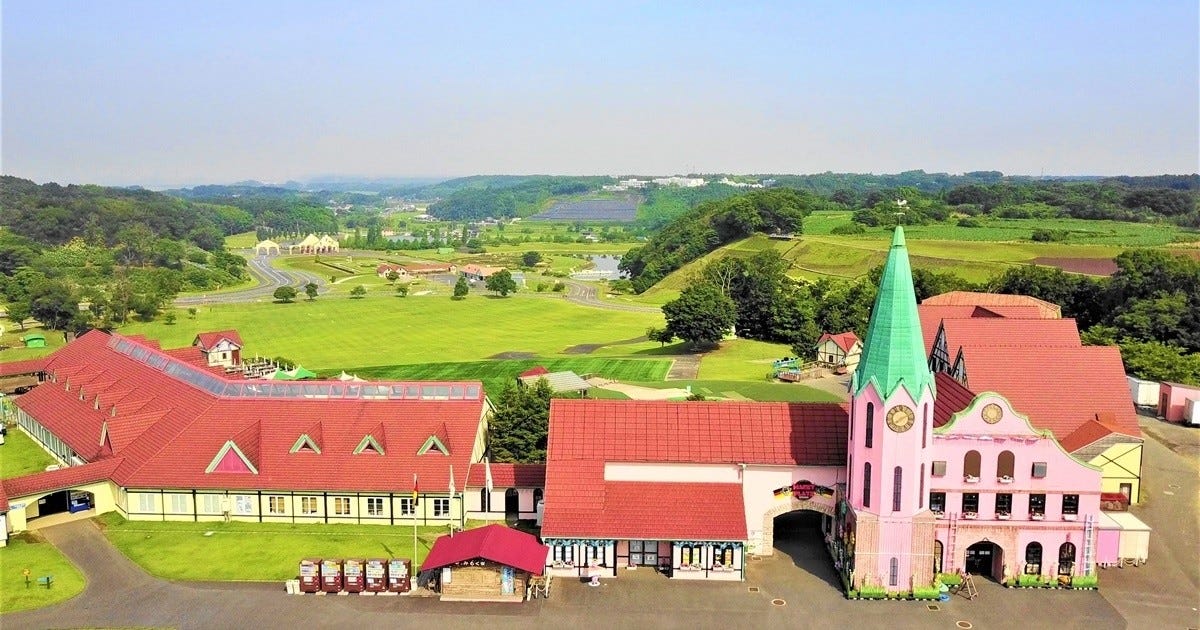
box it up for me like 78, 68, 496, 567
1159, 382, 1200, 423
847, 380, 935, 590
930, 393, 1101, 579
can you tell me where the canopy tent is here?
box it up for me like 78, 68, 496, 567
254, 240, 281, 255
271, 366, 317, 381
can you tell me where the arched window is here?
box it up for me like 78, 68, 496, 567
922, 404, 929, 448
863, 462, 872, 508
997, 451, 1015, 480
964, 450, 981, 481
933, 540, 944, 574
480, 487, 490, 512
888, 557, 898, 586
892, 466, 903, 512
534, 488, 544, 506
1058, 543, 1076, 576
1025, 542, 1042, 575
865, 403, 875, 448
918, 463, 925, 509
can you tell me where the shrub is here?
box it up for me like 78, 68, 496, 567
912, 585, 941, 599
831, 222, 867, 235
552, 281, 566, 292
858, 585, 888, 599
1071, 574, 1099, 589
1017, 574, 1042, 587
1031, 228, 1070, 242
937, 572, 962, 586
957, 217, 982, 228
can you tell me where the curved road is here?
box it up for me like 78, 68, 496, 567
174, 253, 326, 306
561, 279, 660, 313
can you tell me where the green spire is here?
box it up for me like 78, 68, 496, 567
852, 226, 935, 399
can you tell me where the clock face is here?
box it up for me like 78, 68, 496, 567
886, 405, 916, 433
982, 403, 1003, 424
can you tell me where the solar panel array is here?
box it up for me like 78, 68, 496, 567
529, 196, 639, 221
108, 337, 481, 401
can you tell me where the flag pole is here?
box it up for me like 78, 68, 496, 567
412, 473, 418, 565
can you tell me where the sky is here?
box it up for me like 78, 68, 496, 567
2, 1, 1197, 187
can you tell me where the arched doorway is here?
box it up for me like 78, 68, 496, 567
762, 497, 839, 590
965, 541, 1004, 580
504, 488, 519, 524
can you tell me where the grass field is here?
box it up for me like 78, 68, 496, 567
696, 338, 798, 381
97, 513, 441, 582
0, 323, 64, 361
1, 429, 58, 479
624, 380, 841, 403
118, 292, 664, 369
0, 534, 86, 613
348, 357, 671, 396
225, 231, 260, 249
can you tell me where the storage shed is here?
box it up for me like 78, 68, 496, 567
20, 334, 46, 349
1158, 382, 1200, 423
421, 524, 549, 602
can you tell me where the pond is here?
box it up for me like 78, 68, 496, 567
573, 254, 627, 279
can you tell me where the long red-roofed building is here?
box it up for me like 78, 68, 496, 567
0, 329, 531, 540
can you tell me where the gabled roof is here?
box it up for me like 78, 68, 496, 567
194, 330, 244, 351
0, 357, 48, 377
518, 371, 590, 393
542, 400, 845, 540
957, 344, 1140, 441
417, 423, 451, 456
3, 459, 124, 499
852, 227, 934, 399
817, 332, 861, 353
466, 463, 546, 488
1061, 415, 1142, 454
519, 366, 549, 378
421, 524, 549, 574
10, 330, 488, 494
922, 291, 1062, 319
931, 372, 976, 428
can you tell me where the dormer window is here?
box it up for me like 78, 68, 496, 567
290, 434, 321, 454
418, 435, 449, 456
354, 435, 385, 455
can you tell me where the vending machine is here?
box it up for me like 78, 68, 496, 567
299, 558, 322, 593
387, 558, 411, 593
364, 559, 387, 593
343, 559, 365, 593
320, 559, 343, 593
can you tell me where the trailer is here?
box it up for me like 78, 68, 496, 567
1096, 511, 1150, 568
1126, 376, 1159, 407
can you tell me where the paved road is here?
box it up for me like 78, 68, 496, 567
174, 254, 326, 306
561, 280, 661, 313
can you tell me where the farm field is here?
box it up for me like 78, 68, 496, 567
117, 291, 665, 369
0, 534, 86, 613
347, 357, 671, 397
530, 196, 639, 221
96, 513, 441, 582
623, 380, 841, 403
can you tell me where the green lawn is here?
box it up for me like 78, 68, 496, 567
225, 230, 260, 249
0, 323, 65, 362
349, 358, 671, 397
97, 513, 442, 582
697, 338, 797, 381
0, 534, 86, 613
1, 429, 58, 479
119, 292, 665, 369
625, 380, 842, 403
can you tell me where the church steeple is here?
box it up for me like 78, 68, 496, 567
851, 226, 934, 400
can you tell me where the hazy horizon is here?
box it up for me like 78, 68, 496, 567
3, 1, 1197, 188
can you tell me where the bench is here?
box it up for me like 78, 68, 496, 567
37, 575, 54, 589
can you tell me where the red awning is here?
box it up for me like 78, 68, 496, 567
421, 524, 549, 575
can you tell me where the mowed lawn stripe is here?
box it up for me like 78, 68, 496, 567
349, 358, 671, 396
120, 293, 664, 369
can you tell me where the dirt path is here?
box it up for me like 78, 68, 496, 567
665, 354, 701, 380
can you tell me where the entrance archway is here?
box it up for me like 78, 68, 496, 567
760, 496, 835, 555
965, 541, 1004, 580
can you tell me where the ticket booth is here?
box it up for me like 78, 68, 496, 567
321, 559, 343, 593
299, 558, 322, 593
387, 558, 412, 593
343, 559, 365, 593
365, 559, 387, 593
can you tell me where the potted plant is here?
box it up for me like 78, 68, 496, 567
997, 511, 1010, 520
1031, 512, 1044, 520
964, 474, 980, 483
963, 511, 978, 520
998, 475, 1013, 484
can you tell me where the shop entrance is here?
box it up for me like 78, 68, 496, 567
772, 510, 840, 589
29, 489, 94, 522
965, 541, 1003, 580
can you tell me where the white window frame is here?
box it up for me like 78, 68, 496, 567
366, 497, 385, 517
300, 496, 319, 515
268, 495, 287, 515
168, 493, 190, 514
137, 493, 156, 513
234, 494, 255, 515
399, 497, 415, 515
433, 498, 450, 517
333, 497, 352, 516
201, 494, 222, 514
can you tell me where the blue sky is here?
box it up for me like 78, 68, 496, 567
3, 1, 1197, 186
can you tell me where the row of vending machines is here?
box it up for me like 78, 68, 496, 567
299, 558, 412, 594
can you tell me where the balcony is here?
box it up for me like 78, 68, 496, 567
997, 475, 1014, 484
964, 475, 980, 484
997, 513, 1011, 520
1063, 514, 1077, 521
963, 512, 978, 520
1030, 513, 1045, 521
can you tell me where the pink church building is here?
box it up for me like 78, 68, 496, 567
541, 226, 1130, 594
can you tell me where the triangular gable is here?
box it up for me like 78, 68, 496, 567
354, 434, 385, 455
951, 347, 967, 385
290, 433, 322, 454
418, 434, 450, 456
205, 441, 259, 474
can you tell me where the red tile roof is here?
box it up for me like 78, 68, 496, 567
194, 330, 243, 350
541, 400, 845, 540
3, 459, 124, 499
960, 344, 1140, 440
932, 372, 976, 428
818, 332, 860, 353
1060, 415, 1141, 453
922, 291, 1062, 318
918, 305, 1074, 354
466, 463, 546, 488
519, 366, 549, 378
421, 524, 549, 575
0, 357, 48, 377
11, 330, 489, 495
